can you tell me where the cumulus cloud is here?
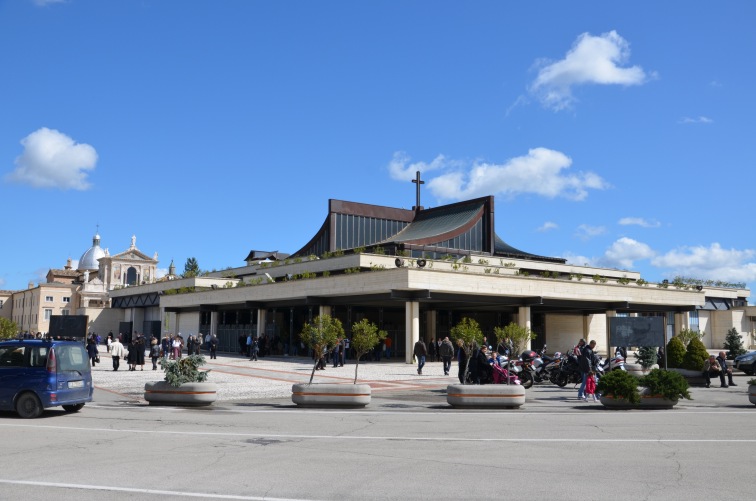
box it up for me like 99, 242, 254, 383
598, 237, 656, 269
678, 116, 713, 125
537, 221, 558, 232
574, 224, 606, 241
6, 127, 97, 190
391, 148, 608, 202
651, 243, 756, 284
387, 151, 449, 181
618, 217, 661, 228
529, 30, 650, 111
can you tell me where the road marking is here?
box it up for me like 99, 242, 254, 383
0, 479, 317, 500
0, 423, 754, 443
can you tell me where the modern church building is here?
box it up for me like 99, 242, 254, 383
107, 179, 754, 360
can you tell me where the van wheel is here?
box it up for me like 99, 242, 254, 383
62, 404, 85, 413
16, 393, 43, 419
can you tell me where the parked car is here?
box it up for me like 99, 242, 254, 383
734, 350, 756, 375
0, 339, 93, 418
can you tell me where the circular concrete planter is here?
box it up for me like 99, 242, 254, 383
144, 381, 217, 406
669, 367, 706, 386
446, 384, 526, 408
625, 363, 658, 378
749, 384, 756, 406
600, 389, 678, 410
291, 383, 371, 407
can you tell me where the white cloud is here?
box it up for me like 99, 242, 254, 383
574, 224, 606, 241
563, 253, 595, 267
598, 237, 656, 269
387, 151, 448, 181
678, 116, 713, 125
6, 127, 97, 190
618, 217, 661, 228
156, 268, 167, 279
412, 147, 608, 202
651, 243, 756, 284
529, 30, 650, 111
537, 221, 558, 232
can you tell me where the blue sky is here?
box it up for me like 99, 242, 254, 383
1, 1, 755, 301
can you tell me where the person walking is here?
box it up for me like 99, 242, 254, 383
161, 335, 171, 360
384, 336, 392, 359
249, 337, 259, 361
172, 335, 182, 360
86, 337, 99, 367
456, 339, 468, 384
149, 338, 160, 370
413, 338, 427, 375
135, 335, 146, 371
427, 338, 436, 363
439, 336, 454, 375
209, 334, 218, 359
110, 336, 125, 371
126, 339, 138, 371
577, 340, 597, 401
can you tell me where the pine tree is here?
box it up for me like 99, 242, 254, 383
723, 328, 746, 359
634, 346, 657, 369
666, 336, 686, 368
681, 336, 708, 371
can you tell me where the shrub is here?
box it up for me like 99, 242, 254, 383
634, 346, 657, 369
666, 336, 686, 368
596, 370, 641, 405
639, 369, 691, 401
159, 355, 210, 387
676, 328, 701, 347
681, 336, 708, 371
350, 319, 386, 384
494, 323, 536, 358
723, 328, 747, 359
301, 315, 344, 384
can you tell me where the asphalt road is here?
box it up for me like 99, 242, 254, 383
0, 381, 754, 501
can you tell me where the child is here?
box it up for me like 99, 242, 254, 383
584, 371, 598, 402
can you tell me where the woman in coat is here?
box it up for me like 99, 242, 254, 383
86, 338, 99, 367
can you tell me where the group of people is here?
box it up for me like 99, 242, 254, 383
703, 352, 737, 388
412, 336, 456, 376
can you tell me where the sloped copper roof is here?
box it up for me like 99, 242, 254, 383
388, 202, 482, 243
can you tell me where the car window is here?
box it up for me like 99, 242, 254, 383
0, 346, 26, 368
29, 346, 49, 368
56, 345, 89, 372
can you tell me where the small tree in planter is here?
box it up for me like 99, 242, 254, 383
597, 369, 641, 404
681, 336, 709, 371
723, 328, 747, 359
160, 354, 210, 386
300, 314, 344, 384
666, 336, 686, 368
350, 319, 386, 384
640, 369, 691, 401
494, 322, 536, 359
634, 346, 658, 370
145, 355, 215, 406
450, 317, 483, 384
676, 328, 701, 348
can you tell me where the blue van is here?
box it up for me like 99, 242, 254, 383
0, 339, 93, 418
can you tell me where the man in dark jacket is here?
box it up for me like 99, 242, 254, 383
413, 339, 427, 375
577, 340, 596, 400
439, 337, 454, 375
716, 352, 737, 387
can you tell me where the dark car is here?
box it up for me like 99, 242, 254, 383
0, 339, 93, 418
734, 351, 756, 376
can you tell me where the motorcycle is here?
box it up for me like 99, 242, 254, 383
554, 353, 582, 387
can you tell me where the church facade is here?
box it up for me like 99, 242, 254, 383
106, 183, 753, 358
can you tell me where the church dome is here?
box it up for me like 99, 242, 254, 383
78, 233, 106, 271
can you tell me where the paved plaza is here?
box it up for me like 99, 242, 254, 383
93, 348, 753, 410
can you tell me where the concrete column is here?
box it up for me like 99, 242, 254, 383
405, 301, 420, 364
605, 310, 616, 358
427, 310, 437, 342
210, 311, 218, 337
257, 309, 267, 338
319, 305, 332, 317
675, 312, 689, 335
518, 306, 532, 350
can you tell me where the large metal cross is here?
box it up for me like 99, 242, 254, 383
412, 170, 424, 211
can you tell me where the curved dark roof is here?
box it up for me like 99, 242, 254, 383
388, 203, 482, 243
494, 235, 565, 263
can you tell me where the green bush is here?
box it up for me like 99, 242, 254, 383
596, 370, 641, 405
681, 336, 708, 371
159, 355, 210, 387
723, 328, 747, 359
634, 346, 657, 369
666, 336, 686, 368
639, 369, 691, 401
